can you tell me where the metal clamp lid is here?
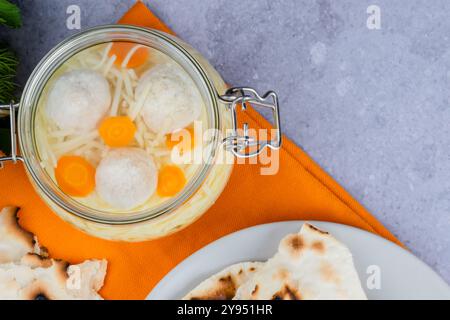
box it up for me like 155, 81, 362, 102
0, 102, 23, 168
219, 87, 282, 158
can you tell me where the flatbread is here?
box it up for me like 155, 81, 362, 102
0, 206, 107, 300
234, 223, 367, 300
0, 207, 46, 264
183, 262, 263, 300
0, 254, 107, 300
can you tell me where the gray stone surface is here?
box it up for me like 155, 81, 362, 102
0, 0, 448, 284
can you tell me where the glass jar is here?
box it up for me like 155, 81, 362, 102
0, 25, 281, 241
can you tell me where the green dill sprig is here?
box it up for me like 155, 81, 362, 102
0, 0, 21, 28
0, 46, 18, 104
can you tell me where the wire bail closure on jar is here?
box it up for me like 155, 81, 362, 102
0, 102, 23, 168
220, 87, 282, 158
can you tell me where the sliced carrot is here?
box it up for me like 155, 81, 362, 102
99, 116, 136, 147
166, 127, 195, 150
109, 42, 149, 68
157, 165, 187, 197
55, 156, 96, 197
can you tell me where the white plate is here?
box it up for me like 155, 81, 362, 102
147, 221, 450, 300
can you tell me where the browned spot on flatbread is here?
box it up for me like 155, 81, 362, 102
274, 268, 289, 280
54, 260, 71, 282
190, 275, 237, 300
282, 234, 305, 257
2, 207, 35, 248
305, 223, 329, 235
251, 285, 259, 296
249, 267, 256, 272
39, 246, 49, 258
22, 253, 53, 268
320, 262, 341, 284
311, 241, 325, 253
290, 235, 304, 250
23, 282, 55, 300
272, 285, 302, 300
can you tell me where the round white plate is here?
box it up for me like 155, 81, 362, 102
147, 221, 450, 300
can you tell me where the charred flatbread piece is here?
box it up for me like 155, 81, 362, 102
234, 223, 367, 300
0, 206, 107, 300
0, 207, 46, 264
183, 262, 263, 300
0, 254, 107, 300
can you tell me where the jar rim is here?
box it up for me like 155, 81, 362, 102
18, 25, 222, 225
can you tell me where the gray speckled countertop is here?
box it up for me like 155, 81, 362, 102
1, 0, 449, 284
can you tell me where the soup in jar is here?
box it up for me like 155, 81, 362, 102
35, 42, 210, 213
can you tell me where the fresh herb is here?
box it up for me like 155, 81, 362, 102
0, 46, 18, 103
0, 0, 20, 104
0, 0, 21, 154
0, 0, 21, 28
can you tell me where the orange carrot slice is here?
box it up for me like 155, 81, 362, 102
166, 127, 195, 150
157, 165, 186, 197
55, 156, 96, 197
109, 42, 149, 68
99, 116, 136, 147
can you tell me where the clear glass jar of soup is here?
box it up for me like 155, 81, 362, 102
0, 25, 281, 241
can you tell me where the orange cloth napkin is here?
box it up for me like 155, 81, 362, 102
0, 1, 401, 300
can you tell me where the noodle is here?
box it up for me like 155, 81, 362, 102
94, 43, 113, 70
102, 54, 116, 77
121, 44, 145, 68
109, 74, 123, 116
